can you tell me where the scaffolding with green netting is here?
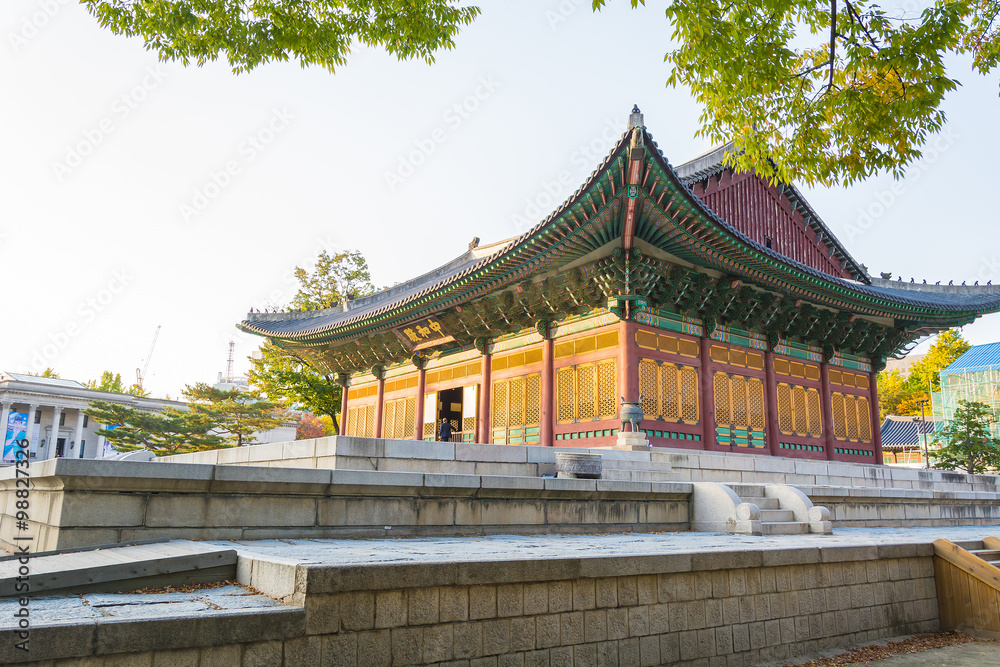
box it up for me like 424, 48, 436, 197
932, 342, 1000, 438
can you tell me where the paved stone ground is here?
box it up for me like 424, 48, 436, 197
205, 524, 1000, 565
0, 583, 281, 628
867, 641, 1000, 665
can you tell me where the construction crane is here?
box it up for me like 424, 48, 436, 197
136, 325, 161, 392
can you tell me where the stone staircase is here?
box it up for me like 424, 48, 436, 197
726, 484, 811, 535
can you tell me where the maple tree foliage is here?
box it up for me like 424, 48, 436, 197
85, 0, 999, 185
876, 329, 970, 418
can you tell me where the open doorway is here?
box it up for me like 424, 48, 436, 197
437, 387, 463, 441
55, 437, 66, 458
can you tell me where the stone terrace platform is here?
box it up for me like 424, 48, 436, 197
7, 437, 1000, 552
5, 526, 999, 666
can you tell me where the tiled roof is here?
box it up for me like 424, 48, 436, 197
674, 144, 867, 282
241, 118, 1000, 341
941, 342, 1000, 375
880, 415, 939, 447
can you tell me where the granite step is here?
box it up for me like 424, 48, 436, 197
0, 540, 237, 598
761, 522, 810, 535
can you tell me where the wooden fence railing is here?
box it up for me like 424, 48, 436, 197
933, 537, 1000, 636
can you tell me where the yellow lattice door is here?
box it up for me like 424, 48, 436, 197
714, 373, 731, 426
806, 388, 822, 437
382, 400, 397, 439
748, 378, 765, 430
346, 406, 356, 436
845, 394, 859, 440
792, 386, 808, 434
832, 393, 846, 439
732, 376, 748, 427
639, 360, 658, 418
597, 360, 617, 419
509, 376, 525, 428
557, 368, 575, 423
364, 404, 376, 437
404, 397, 416, 439
525, 374, 541, 426
777, 383, 792, 434
858, 397, 872, 442
492, 380, 508, 432
662, 363, 680, 422
578, 364, 596, 421
680, 366, 699, 422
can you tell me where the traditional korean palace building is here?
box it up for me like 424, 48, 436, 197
240, 109, 1000, 464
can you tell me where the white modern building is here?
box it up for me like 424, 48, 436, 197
0, 372, 186, 461
0, 372, 297, 462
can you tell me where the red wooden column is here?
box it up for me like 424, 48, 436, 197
619, 321, 639, 405
338, 374, 349, 436
869, 369, 884, 464
763, 351, 780, 457
414, 364, 426, 441
820, 360, 837, 461
479, 350, 492, 444
699, 336, 716, 449
540, 335, 554, 446
373, 370, 385, 439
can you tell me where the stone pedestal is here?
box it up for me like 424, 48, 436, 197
555, 452, 602, 479
613, 431, 651, 451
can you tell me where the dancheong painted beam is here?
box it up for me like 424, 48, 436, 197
239, 108, 1000, 464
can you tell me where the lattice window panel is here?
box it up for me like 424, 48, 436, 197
597, 360, 617, 419
636, 330, 658, 350
557, 368, 575, 423
596, 331, 619, 350
804, 365, 821, 382
394, 399, 406, 439
345, 407, 356, 436
680, 367, 699, 422
711, 346, 728, 364
731, 376, 748, 427
364, 404, 375, 437
639, 360, 659, 418
714, 373, 731, 426
748, 378, 765, 430
747, 353, 765, 371
845, 394, 859, 440
662, 363, 680, 421
857, 397, 872, 442
423, 421, 435, 439
777, 383, 793, 434
578, 364, 596, 421
383, 400, 397, 439
806, 388, 822, 437
832, 393, 846, 439
792, 385, 808, 434
856, 374, 870, 390
493, 380, 508, 429
730, 350, 747, 368
509, 376, 525, 428
525, 374, 541, 425
463, 417, 475, 433
404, 397, 416, 439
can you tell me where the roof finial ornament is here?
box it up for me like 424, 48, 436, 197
628, 105, 644, 130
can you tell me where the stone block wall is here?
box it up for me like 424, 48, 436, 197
7, 544, 940, 666
0, 459, 690, 552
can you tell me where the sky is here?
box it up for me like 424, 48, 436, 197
2, 1, 999, 399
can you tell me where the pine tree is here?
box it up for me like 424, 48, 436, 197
183, 383, 287, 447
932, 400, 1000, 475
84, 400, 225, 456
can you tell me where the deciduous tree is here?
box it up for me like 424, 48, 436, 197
248, 249, 378, 433
84, 0, 1000, 184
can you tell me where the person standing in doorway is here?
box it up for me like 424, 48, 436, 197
439, 418, 452, 442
